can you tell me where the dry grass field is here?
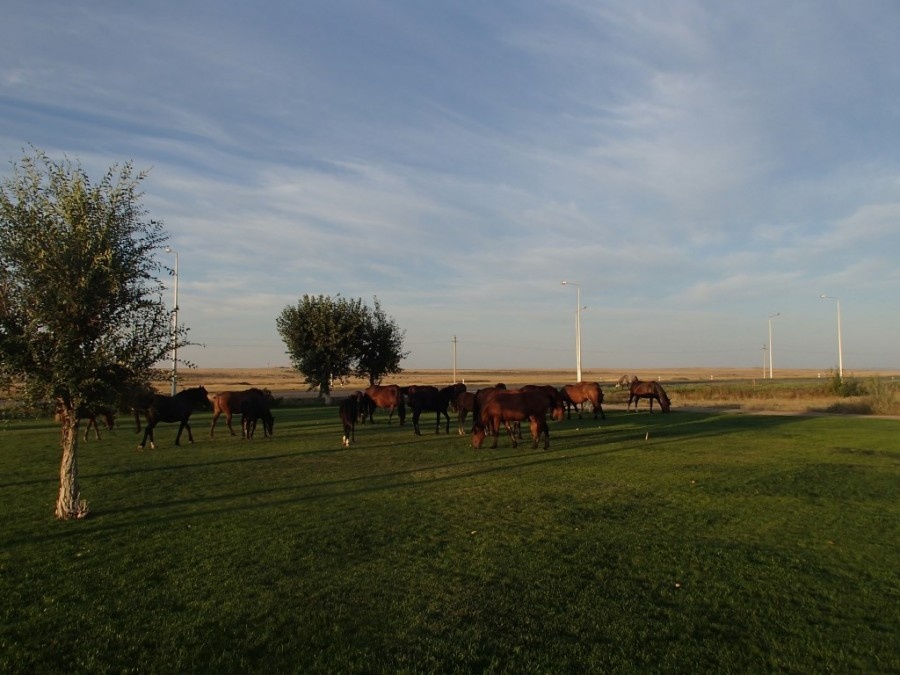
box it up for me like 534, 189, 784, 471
166, 366, 900, 415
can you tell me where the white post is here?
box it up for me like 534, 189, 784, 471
561, 281, 582, 382
768, 313, 779, 379
820, 295, 843, 381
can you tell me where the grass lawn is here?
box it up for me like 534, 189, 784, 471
1, 405, 898, 673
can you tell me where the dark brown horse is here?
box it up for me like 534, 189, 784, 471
363, 384, 406, 425
210, 388, 273, 438
450, 391, 475, 436
472, 389, 565, 450
560, 382, 606, 420
339, 394, 359, 446
135, 386, 210, 449
408, 384, 463, 435
56, 402, 115, 441
628, 378, 671, 413
240, 397, 274, 439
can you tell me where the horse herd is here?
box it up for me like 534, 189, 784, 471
337, 377, 670, 451
67, 376, 669, 452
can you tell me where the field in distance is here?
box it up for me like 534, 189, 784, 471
170, 366, 899, 397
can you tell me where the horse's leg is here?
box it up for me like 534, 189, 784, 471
210, 407, 221, 438
225, 411, 237, 436
490, 416, 501, 449
139, 421, 155, 450
541, 417, 550, 450
185, 419, 195, 443
412, 408, 421, 436
442, 409, 450, 435
529, 417, 540, 449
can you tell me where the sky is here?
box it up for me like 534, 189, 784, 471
2, 1, 899, 373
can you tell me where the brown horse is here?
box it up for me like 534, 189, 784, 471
363, 384, 406, 425
135, 386, 210, 449
56, 403, 115, 441
628, 378, 671, 413
615, 375, 634, 388
210, 388, 273, 438
472, 389, 565, 450
450, 391, 475, 436
561, 382, 606, 420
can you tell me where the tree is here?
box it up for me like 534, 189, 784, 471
276, 294, 367, 400
275, 295, 408, 396
0, 149, 185, 520
355, 296, 408, 385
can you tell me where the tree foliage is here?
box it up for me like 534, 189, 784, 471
276, 295, 407, 396
355, 297, 408, 386
0, 148, 185, 519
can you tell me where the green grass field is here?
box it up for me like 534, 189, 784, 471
1, 405, 898, 673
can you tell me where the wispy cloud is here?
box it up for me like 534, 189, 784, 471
2, 1, 899, 369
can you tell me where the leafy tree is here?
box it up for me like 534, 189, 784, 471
276, 294, 367, 400
0, 149, 185, 519
355, 296, 408, 385
276, 295, 407, 396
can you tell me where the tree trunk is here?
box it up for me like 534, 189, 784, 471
55, 405, 89, 520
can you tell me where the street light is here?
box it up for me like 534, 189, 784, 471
164, 246, 179, 395
768, 313, 780, 379
560, 281, 582, 382
819, 294, 843, 381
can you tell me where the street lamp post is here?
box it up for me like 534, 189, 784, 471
560, 281, 582, 382
819, 295, 843, 381
165, 246, 179, 395
768, 313, 780, 379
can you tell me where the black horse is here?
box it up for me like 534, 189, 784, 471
408, 384, 464, 435
241, 397, 274, 439
135, 386, 210, 449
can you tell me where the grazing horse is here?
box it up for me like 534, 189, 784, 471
363, 384, 406, 425
450, 391, 475, 436
472, 389, 565, 451
408, 384, 461, 435
56, 403, 115, 441
210, 388, 273, 438
135, 386, 210, 449
615, 375, 633, 389
339, 394, 359, 446
561, 382, 606, 420
628, 379, 671, 413
240, 397, 274, 439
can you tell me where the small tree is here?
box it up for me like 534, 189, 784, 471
355, 297, 408, 385
0, 149, 185, 519
276, 294, 367, 400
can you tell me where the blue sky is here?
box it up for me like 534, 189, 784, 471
2, 1, 899, 372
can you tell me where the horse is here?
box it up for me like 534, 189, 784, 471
240, 397, 274, 439
356, 392, 375, 424
408, 384, 462, 435
210, 388, 273, 438
135, 386, 210, 449
56, 402, 115, 441
615, 375, 633, 389
339, 394, 359, 446
362, 384, 406, 425
450, 391, 475, 436
472, 388, 565, 451
627, 378, 671, 413
560, 382, 606, 420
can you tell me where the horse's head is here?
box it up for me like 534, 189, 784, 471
471, 422, 486, 449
